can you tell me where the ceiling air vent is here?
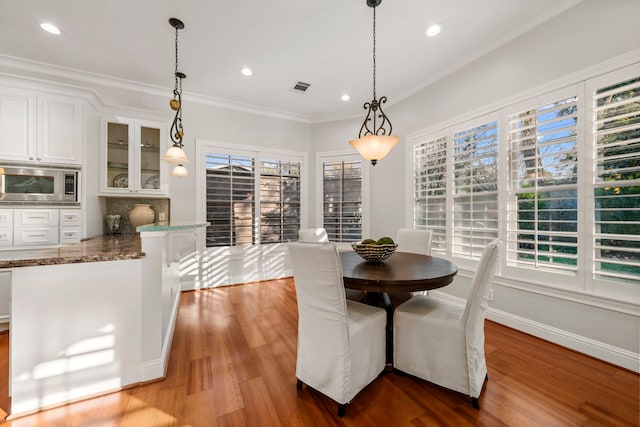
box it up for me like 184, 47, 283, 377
292, 81, 311, 93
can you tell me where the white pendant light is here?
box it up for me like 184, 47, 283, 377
350, 0, 398, 166
170, 164, 189, 177
162, 18, 189, 175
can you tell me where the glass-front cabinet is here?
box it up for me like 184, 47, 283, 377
101, 117, 168, 195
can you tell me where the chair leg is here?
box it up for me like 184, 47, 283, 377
296, 379, 303, 390
471, 397, 480, 410
337, 404, 346, 418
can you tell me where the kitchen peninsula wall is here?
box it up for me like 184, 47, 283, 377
103, 197, 169, 235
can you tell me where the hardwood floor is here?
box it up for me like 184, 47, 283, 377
1, 278, 638, 426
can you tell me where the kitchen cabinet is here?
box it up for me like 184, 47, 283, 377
13, 208, 59, 246
0, 86, 83, 165
0, 207, 82, 247
0, 209, 13, 247
60, 208, 82, 244
101, 117, 168, 196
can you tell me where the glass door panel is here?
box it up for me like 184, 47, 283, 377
106, 122, 129, 189
140, 126, 161, 190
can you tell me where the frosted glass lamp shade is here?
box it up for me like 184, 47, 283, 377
162, 146, 189, 164
349, 134, 399, 164
171, 164, 188, 177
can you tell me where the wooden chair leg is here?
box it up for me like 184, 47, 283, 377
471, 397, 480, 410
338, 404, 346, 417
296, 379, 303, 390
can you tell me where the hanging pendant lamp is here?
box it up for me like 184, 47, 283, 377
163, 17, 189, 176
349, 0, 398, 166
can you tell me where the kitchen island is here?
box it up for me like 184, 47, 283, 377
2, 222, 207, 419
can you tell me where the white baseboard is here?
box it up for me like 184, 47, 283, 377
431, 290, 640, 373
486, 309, 639, 372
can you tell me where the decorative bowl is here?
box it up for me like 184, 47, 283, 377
352, 242, 398, 263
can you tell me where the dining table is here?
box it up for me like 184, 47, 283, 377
340, 250, 458, 366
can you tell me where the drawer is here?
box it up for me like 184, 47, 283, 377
14, 227, 59, 246
0, 228, 13, 246
14, 209, 59, 227
0, 210, 12, 227
60, 227, 81, 244
60, 209, 82, 226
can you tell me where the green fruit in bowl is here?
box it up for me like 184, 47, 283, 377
361, 238, 377, 245
377, 236, 395, 245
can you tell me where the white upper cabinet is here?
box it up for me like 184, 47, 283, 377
0, 86, 83, 165
101, 117, 167, 196
0, 87, 36, 162
38, 94, 84, 165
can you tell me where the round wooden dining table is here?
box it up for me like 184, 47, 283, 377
340, 251, 458, 366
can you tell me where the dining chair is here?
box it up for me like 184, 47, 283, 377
297, 228, 329, 242
395, 228, 433, 256
288, 242, 386, 417
393, 239, 500, 409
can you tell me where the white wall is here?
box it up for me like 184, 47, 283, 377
310, 0, 640, 369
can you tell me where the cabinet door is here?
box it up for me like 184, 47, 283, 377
136, 122, 166, 194
38, 95, 83, 165
0, 88, 36, 162
0, 228, 13, 247
104, 118, 135, 193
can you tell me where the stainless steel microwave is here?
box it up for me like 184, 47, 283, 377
0, 164, 80, 204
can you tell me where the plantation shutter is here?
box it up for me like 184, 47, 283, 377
593, 75, 640, 284
205, 153, 255, 247
413, 136, 447, 253
452, 120, 499, 259
322, 159, 362, 242
506, 95, 579, 272
259, 159, 301, 243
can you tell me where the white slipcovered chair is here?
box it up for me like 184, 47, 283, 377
393, 240, 500, 409
396, 228, 433, 256
288, 242, 386, 417
297, 228, 329, 242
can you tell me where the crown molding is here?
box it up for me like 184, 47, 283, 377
0, 54, 311, 124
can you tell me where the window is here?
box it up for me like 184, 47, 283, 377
205, 153, 255, 246
259, 159, 301, 243
413, 136, 447, 253
322, 158, 363, 242
506, 95, 579, 273
593, 75, 640, 285
453, 120, 499, 259
204, 151, 302, 247
412, 116, 499, 258
409, 62, 640, 295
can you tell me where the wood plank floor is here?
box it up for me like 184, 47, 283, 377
1, 278, 638, 426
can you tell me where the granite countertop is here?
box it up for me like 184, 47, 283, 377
0, 234, 143, 268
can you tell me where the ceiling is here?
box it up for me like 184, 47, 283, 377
0, 0, 582, 122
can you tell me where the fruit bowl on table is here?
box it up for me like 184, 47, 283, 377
351, 242, 398, 263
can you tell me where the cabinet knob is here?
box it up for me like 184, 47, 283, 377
29, 156, 34, 160
37, 157, 42, 161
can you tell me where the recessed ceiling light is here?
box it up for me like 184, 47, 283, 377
241, 67, 253, 76
341, 94, 350, 102
426, 24, 441, 37
40, 22, 61, 35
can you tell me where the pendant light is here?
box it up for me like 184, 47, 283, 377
163, 17, 189, 176
349, 0, 399, 166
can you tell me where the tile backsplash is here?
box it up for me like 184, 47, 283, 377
103, 197, 170, 235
